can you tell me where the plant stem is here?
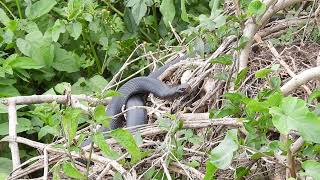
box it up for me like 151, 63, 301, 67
103, 0, 124, 17
140, 29, 156, 44
0, 0, 17, 19
152, 5, 160, 40
82, 33, 102, 74
15, 0, 22, 19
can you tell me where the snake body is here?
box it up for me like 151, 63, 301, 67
81, 54, 188, 147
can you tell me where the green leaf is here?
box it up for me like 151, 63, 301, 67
211, 54, 233, 65
111, 129, 141, 163
270, 97, 320, 143
209, 129, 239, 169
52, 48, 80, 73
38, 125, 59, 140
160, 0, 175, 26
0, 157, 12, 179
16, 38, 31, 56
235, 67, 249, 88
204, 161, 217, 180
26, 0, 57, 20
0, 118, 32, 135
8, 57, 44, 69
180, 0, 189, 22
0, 85, 20, 97
235, 167, 250, 179
247, 0, 266, 17
52, 19, 66, 42
67, 21, 82, 40
255, 68, 272, 78
126, 0, 147, 25
94, 105, 111, 128
88, 75, 108, 92
104, 90, 123, 98
308, 89, 320, 103
62, 162, 86, 180
301, 160, 320, 180
0, 8, 10, 26
62, 108, 82, 145
93, 132, 120, 159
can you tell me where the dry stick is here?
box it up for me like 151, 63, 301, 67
281, 66, 320, 95
43, 147, 49, 180
238, 0, 304, 71
2, 136, 131, 179
162, 160, 172, 180
0, 94, 109, 106
7, 98, 20, 172
266, 40, 312, 94
170, 162, 204, 180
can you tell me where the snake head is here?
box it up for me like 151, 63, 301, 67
175, 83, 191, 95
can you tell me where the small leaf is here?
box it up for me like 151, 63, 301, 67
16, 38, 31, 56
94, 105, 111, 128
93, 132, 120, 159
211, 54, 233, 65
38, 125, 59, 140
67, 21, 82, 40
111, 129, 141, 163
270, 97, 320, 143
255, 68, 272, 78
26, 0, 57, 20
62, 108, 82, 146
62, 162, 86, 179
52, 48, 80, 73
0, 157, 12, 178
204, 161, 217, 180
160, 0, 175, 26
308, 89, 320, 103
301, 160, 320, 180
209, 129, 238, 169
247, 0, 266, 17
52, 19, 66, 42
0, 85, 20, 97
235, 67, 249, 88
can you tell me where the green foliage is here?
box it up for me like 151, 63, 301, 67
301, 160, 320, 180
209, 129, 239, 170
111, 129, 142, 163
62, 161, 86, 179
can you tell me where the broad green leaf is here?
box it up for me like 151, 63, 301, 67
52, 19, 66, 42
160, 0, 175, 26
209, 129, 239, 169
31, 44, 55, 67
0, 85, 20, 97
204, 161, 217, 180
67, 21, 82, 40
93, 132, 120, 159
180, 0, 189, 22
247, 0, 266, 17
62, 108, 82, 145
52, 48, 80, 73
94, 105, 111, 128
111, 129, 141, 163
67, 0, 84, 20
8, 57, 44, 69
88, 75, 108, 92
301, 160, 320, 180
0, 8, 10, 26
211, 54, 233, 65
38, 125, 59, 140
255, 68, 272, 78
0, 118, 32, 135
26, 0, 57, 20
16, 38, 31, 56
0, 157, 12, 179
62, 162, 86, 180
126, 0, 147, 25
54, 82, 72, 94
235, 167, 250, 179
270, 97, 320, 143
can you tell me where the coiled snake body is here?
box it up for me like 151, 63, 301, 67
82, 54, 188, 146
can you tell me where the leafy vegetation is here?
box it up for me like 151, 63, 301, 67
0, 0, 320, 179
